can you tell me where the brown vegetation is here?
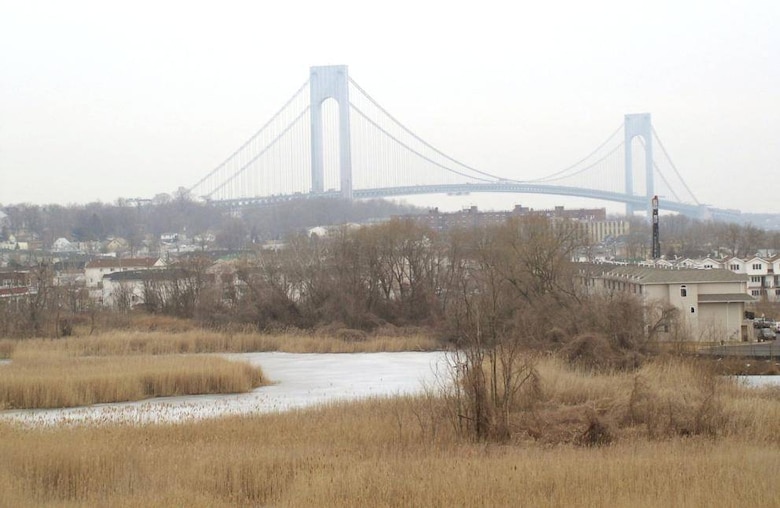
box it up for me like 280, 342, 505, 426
1, 356, 779, 506
0, 327, 440, 361
3, 205, 779, 504
0, 348, 265, 409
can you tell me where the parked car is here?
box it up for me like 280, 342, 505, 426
757, 327, 776, 342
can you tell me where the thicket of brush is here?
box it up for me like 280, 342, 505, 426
1, 356, 779, 506
0, 217, 671, 341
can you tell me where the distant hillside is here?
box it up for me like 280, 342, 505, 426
240, 197, 424, 241
737, 213, 780, 231
0, 197, 425, 249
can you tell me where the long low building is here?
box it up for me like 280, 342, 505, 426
582, 265, 753, 342
397, 205, 628, 243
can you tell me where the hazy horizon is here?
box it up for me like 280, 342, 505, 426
2, 1, 778, 214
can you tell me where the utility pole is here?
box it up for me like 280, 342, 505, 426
651, 195, 660, 259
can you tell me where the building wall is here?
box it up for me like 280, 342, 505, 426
698, 302, 743, 342
609, 279, 746, 342
85, 259, 163, 288
102, 278, 145, 308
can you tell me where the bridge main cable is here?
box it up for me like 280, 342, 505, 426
533, 142, 624, 183
204, 107, 311, 198
189, 79, 310, 193
350, 104, 496, 183
523, 124, 623, 183
349, 77, 505, 182
652, 126, 699, 205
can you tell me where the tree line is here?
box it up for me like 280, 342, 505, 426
626, 214, 780, 260
0, 194, 420, 251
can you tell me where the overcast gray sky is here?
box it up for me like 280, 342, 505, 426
1, 0, 778, 213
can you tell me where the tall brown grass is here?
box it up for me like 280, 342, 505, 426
0, 393, 778, 506
1, 355, 779, 506
0, 329, 440, 360
0, 350, 264, 409
0, 328, 437, 410
0, 338, 14, 359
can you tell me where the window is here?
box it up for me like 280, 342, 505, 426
752, 290, 761, 296
751, 276, 762, 283
730, 264, 740, 271
704, 264, 713, 269
680, 285, 688, 297
753, 263, 762, 270
690, 306, 696, 314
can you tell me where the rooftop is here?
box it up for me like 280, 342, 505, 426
85, 257, 160, 269
602, 266, 747, 284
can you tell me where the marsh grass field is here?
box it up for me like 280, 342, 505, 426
1, 325, 780, 506
2, 398, 780, 507
0, 352, 266, 410
0, 326, 437, 411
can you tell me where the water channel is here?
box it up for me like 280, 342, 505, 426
0, 352, 450, 427
2, 352, 778, 428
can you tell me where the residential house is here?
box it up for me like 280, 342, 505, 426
85, 257, 164, 289
0, 235, 29, 251
720, 255, 780, 300
0, 269, 34, 300
102, 267, 213, 309
104, 237, 129, 254
52, 237, 79, 253
639, 254, 780, 302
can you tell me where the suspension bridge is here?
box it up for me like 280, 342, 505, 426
188, 65, 735, 220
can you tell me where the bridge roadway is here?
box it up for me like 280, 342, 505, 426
211, 183, 741, 221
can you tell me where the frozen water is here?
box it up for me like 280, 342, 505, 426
737, 375, 780, 388
0, 352, 450, 427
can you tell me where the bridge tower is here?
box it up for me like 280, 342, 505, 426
624, 113, 654, 216
310, 65, 353, 199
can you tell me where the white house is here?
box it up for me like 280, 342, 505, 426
52, 237, 78, 252
85, 257, 164, 288
718, 255, 780, 300
101, 266, 208, 309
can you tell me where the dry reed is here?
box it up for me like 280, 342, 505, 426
4, 329, 440, 359
1, 388, 779, 506
0, 351, 264, 409
2, 343, 779, 506
0, 338, 14, 359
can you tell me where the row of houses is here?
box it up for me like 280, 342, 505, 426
640, 255, 780, 301
0, 270, 36, 300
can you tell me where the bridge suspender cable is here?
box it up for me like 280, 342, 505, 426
523, 124, 623, 183
349, 103, 495, 183
204, 107, 311, 198
188, 79, 310, 194
348, 77, 505, 182
651, 126, 699, 205
635, 137, 686, 204
532, 142, 624, 183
